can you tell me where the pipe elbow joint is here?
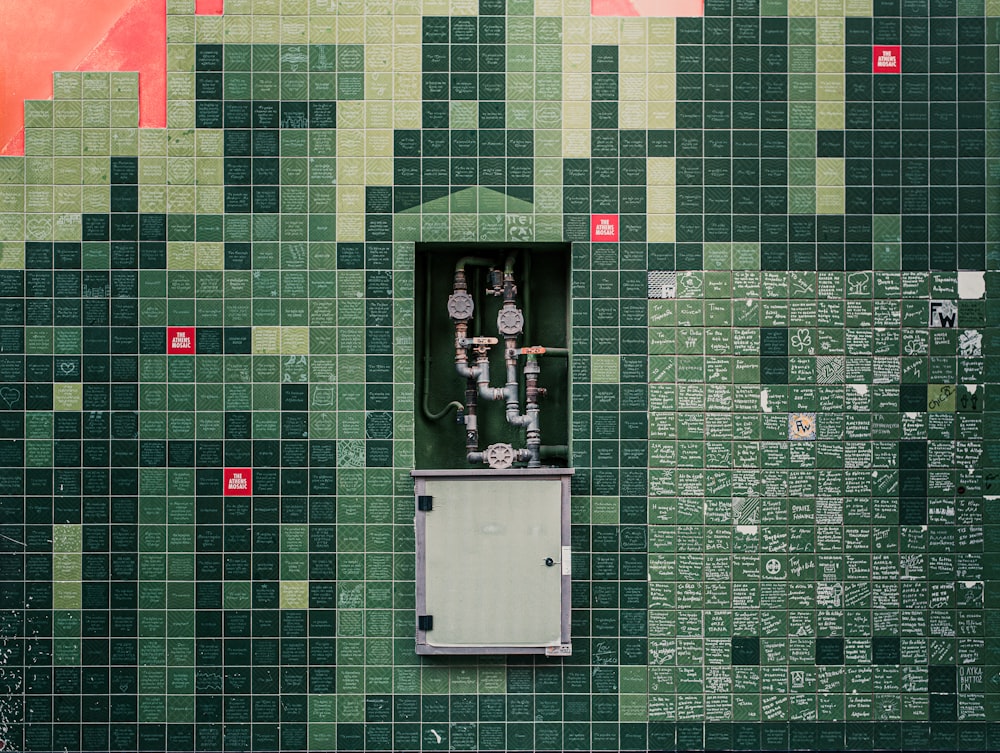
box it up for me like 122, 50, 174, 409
478, 383, 503, 402
505, 409, 530, 427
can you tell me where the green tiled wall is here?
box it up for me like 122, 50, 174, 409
1, 0, 1000, 749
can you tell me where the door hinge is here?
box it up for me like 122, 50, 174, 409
417, 495, 433, 511
418, 615, 433, 631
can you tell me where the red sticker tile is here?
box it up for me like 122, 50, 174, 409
196, 0, 224, 14
167, 326, 195, 354
591, 214, 620, 242
873, 46, 901, 73
224, 468, 252, 496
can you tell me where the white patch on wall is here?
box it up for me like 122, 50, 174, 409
788, 412, 817, 441
929, 300, 957, 328
816, 582, 843, 607
816, 356, 845, 384
959, 329, 982, 357
760, 389, 772, 413
733, 492, 760, 525
647, 271, 676, 299
958, 270, 986, 299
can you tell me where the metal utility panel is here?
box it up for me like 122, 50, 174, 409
413, 469, 573, 655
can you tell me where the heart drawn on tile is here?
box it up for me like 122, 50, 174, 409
0, 387, 20, 407
58, 361, 76, 375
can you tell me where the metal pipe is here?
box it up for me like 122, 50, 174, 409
465, 447, 532, 467
464, 378, 479, 455
496, 354, 541, 465
503, 338, 525, 423
476, 336, 525, 408
492, 254, 526, 415
452, 251, 549, 468
422, 259, 464, 422
455, 256, 495, 274
454, 321, 483, 380
522, 356, 542, 467
449, 261, 483, 382
503, 356, 528, 426
475, 353, 505, 402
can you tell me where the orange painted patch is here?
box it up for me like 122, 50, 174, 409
0, 0, 166, 155
196, 0, 224, 14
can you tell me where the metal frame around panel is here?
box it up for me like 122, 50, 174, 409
412, 468, 574, 656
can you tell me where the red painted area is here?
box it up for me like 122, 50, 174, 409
79, 0, 167, 129
591, 214, 620, 243
873, 45, 901, 73
167, 327, 196, 354
3, 127, 24, 158
592, 0, 640, 13
592, 0, 704, 15
196, 0, 224, 14
224, 468, 253, 497
0, 0, 166, 155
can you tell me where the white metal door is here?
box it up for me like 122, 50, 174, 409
422, 478, 563, 648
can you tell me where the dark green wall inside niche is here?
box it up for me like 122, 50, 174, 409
415, 242, 571, 469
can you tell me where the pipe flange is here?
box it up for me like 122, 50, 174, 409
447, 291, 475, 321
484, 442, 516, 469
497, 307, 525, 335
